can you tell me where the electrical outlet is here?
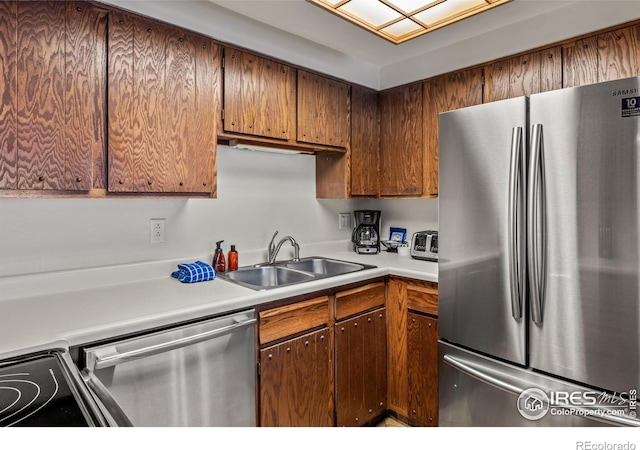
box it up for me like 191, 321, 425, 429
338, 213, 351, 230
150, 218, 165, 243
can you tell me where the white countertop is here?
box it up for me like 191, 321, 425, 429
0, 248, 437, 359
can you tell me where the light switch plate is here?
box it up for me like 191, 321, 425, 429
338, 213, 351, 230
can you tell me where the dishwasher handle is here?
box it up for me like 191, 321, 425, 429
87, 313, 256, 371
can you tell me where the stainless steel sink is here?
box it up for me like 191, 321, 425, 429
223, 265, 314, 290
218, 256, 376, 291
285, 258, 364, 276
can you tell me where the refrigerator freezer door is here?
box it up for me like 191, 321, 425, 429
439, 97, 528, 365
529, 77, 640, 394
439, 341, 638, 427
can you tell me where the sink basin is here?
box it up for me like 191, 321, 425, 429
218, 256, 376, 290
223, 265, 314, 290
285, 258, 364, 276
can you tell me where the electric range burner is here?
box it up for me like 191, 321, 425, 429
0, 352, 96, 427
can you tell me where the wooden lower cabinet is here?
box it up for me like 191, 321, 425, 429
259, 327, 333, 427
387, 277, 439, 426
335, 308, 387, 426
407, 312, 438, 426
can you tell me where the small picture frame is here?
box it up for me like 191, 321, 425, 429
389, 227, 407, 243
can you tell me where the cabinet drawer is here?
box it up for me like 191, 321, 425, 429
406, 283, 438, 316
259, 296, 329, 345
335, 282, 385, 320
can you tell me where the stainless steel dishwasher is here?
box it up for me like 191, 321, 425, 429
79, 309, 256, 427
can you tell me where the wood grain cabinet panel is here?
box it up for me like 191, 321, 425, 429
335, 308, 387, 426
386, 278, 408, 417
223, 49, 295, 140
387, 277, 439, 423
597, 25, 640, 82
350, 84, 379, 196
335, 281, 385, 320
484, 47, 562, 102
0, 1, 106, 191
298, 70, 350, 148
379, 83, 423, 196
564, 25, 640, 89
108, 12, 220, 194
258, 296, 329, 346
0, 1, 17, 189
259, 327, 333, 427
407, 312, 438, 426
423, 68, 482, 197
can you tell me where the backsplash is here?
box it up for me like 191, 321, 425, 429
0, 146, 437, 277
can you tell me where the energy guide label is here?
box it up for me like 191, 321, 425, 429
621, 97, 640, 117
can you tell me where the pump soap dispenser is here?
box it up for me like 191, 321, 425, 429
213, 240, 226, 273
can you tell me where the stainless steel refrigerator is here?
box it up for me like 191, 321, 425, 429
438, 76, 640, 427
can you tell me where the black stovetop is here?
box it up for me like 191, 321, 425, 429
0, 352, 90, 427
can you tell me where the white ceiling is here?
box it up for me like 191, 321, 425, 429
102, 0, 640, 89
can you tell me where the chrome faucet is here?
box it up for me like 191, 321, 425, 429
267, 231, 300, 264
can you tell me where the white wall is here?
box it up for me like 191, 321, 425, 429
0, 147, 437, 277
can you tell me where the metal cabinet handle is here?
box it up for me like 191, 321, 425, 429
88, 315, 256, 371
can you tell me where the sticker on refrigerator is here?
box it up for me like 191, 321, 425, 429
621, 97, 640, 117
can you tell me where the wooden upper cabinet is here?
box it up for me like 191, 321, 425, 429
297, 70, 350, 148
597, 24, 640, 82
379, 83, 423, 196
563, 24, 640, 88
108, 12, 220, 194
0, 1, 106, 191
223, 49, 295, 140
563, 36, 599, 88
350, 85, 379, 196
484, 47, 562, 102
423, 68, 482, 197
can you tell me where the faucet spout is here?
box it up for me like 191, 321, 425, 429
267, 234, 300, 264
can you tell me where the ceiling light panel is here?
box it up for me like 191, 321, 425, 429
309, 0, 513, 44
339, 0, 402, 28
413, 0, 487, 27
384, 0, 440, 15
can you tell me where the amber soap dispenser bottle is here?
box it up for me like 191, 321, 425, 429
213, 240, 226, 272
228, 245, 238, 271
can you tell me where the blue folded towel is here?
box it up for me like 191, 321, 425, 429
171, 261, 216, 283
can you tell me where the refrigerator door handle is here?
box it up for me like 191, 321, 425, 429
443, 354, 639, 427
508, 127, 524, 320
528, 124, 546, 324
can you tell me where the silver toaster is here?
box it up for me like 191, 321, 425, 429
410, 230, 438, 261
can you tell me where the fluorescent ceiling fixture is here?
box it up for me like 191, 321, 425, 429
309, 0, 513, 44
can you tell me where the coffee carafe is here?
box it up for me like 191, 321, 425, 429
352, 210, 381, 254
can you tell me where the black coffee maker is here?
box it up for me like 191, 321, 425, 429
352, 210, 381, 254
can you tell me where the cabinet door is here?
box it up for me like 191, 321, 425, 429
335, 308, 387, 426
350, 85, 379, 196
563, 36, 599, 88
407, 313, 438, 426
0, 1, 17, 189
423, 68, 482, 197
2, 1, 106, 191
484, 47, 562, 103
297, 70, 350, 148
223, 49, 295, 140
564, 25, 640, 88
108, 12, 219, 193
597, 24, 640, 82
379, 83, 423, 196
259, 328, 333, 427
